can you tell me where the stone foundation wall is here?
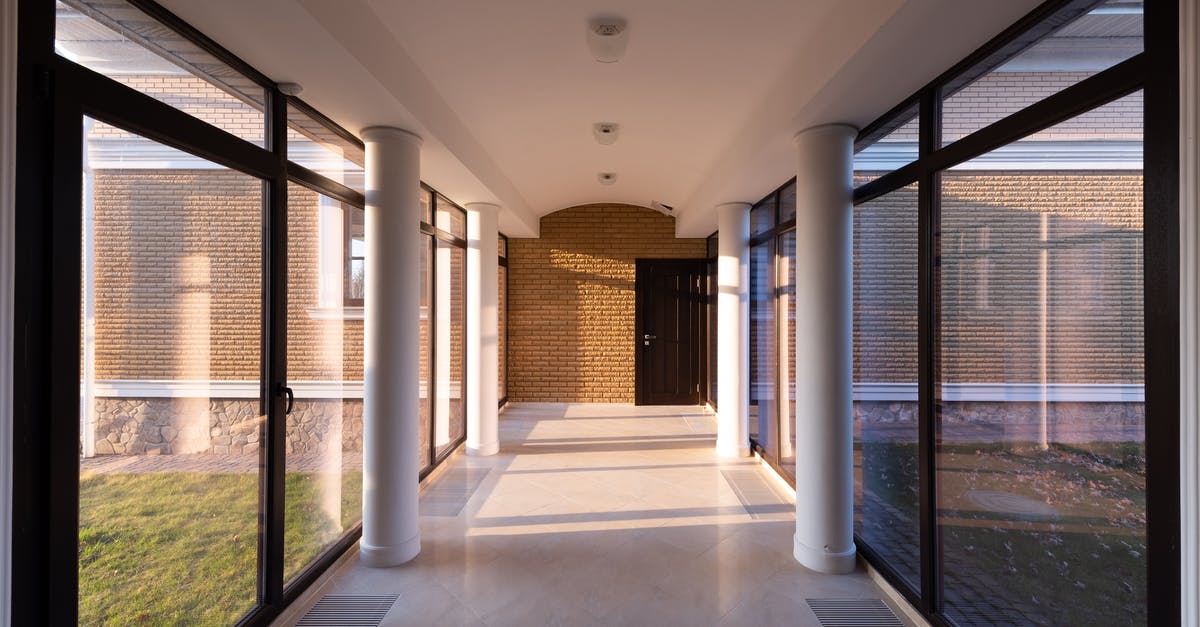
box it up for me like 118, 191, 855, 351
91, 397, 364, 456
855, 400, 1144, 443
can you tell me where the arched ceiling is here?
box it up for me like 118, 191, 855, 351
159, 0, 1043, 236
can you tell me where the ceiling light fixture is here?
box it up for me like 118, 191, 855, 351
587, 18, 628, 63
593, 122, 619, 145
598, 172, 617, 185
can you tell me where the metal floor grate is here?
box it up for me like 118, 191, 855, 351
807, 598, 905, 626
420, 467, 491, 516
296, 594, 398, 626
721, 468, 791, 519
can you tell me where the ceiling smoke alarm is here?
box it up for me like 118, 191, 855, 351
278, 82, 304, 96
587, 18, 628, 63
593, 122, 619, 145
598, 172, 618, 185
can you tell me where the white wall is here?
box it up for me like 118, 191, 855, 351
1181, 1, 1200, 625
0, 0, 16, 622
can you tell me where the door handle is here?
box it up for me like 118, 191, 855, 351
644, 334, 657, 340
278, 383, 295, 415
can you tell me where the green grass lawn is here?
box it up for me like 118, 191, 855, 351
857, 439, 1147, 624
79, 470, 363, 626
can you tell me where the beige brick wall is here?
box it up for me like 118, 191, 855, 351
507, 205, 706, 403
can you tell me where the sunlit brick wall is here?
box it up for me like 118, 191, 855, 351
507, 205, 707, 402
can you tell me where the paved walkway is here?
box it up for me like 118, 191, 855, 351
281, 403, 912, 627
80, 451, 362, 474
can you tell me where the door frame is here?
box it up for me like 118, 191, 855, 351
633, 258, 706, 406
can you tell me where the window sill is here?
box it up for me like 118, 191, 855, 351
306, 306, 364, 321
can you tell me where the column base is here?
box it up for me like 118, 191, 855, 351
793, 535, 856, 574
716, 438, 750, 458
467, 441, 499, 456
360, 534, 421, 567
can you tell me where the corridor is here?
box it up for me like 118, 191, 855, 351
283, 404, 909, 626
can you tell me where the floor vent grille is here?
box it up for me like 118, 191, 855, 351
296, 594, 398, 626
807, 598, 904, 626
721, 469, 791, 519
421, 467, 490, 516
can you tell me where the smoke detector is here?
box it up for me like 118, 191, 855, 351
598, 172, 618, 185
278, 82, 303, 96
650, 200, 675, 215
587, 18, 628, 63
593, 122, 619, 145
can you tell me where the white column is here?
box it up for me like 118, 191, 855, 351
466, 203, 500, 456
716, 202, 750, 458
792, 123, 857, 574
360, 126, 423, 567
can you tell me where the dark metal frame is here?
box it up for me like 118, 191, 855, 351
845, 1, 1178, 625
498, 232, 509, 409
10, 0, 472, 623
703, 232, 718, 409
419, 184, 469, 476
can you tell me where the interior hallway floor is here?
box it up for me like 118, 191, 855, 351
281, 403, 913, 626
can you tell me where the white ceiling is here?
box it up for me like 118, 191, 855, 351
159, 0, 1043, 236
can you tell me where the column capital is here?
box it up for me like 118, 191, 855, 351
361, 126, 423, 146
715, 201, 751, 216
792, 123, 858, 145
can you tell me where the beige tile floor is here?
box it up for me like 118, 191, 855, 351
281, 403, 913, 627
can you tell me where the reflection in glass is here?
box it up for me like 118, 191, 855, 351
499, 264, 508, 401
419, 235, 432, 471
287, 103, 365, 191
937, 93, 1144, 624
853, 183, 920, 589
79, 117, 261, 624
283, 184, 363, 583
56, 1, 266, 146
941, 0, 1142, 146
435, 239, 467, 458
749, 241, 776, 457
778, 231, 796, 480
854, 110, 918, 184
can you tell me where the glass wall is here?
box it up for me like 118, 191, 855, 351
78, 118, 263, 624
706, 233, 718, 407
283, 184, 364, 583
851, 183, 920, 588
499, 234, 508, 404
422, 189, 469, 469
936, 93, 1144, 625
837, 1, 1158, 625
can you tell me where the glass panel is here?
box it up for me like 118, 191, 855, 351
749, 241, 776, 457
434, 238, 466, 458
346, 207, 365, 303
706, 233, 719, 259
941, 0, 1143, 146
853, 183, 920, 589
750, 197, 775, 237
777, 230, 796, 481
56, 1, 266, 146
855, 109, 918, 185
498, 235, 507, 258
436, 195, 467, 239
498, 263, 507, 401
282, 184, 363, 583
420, 188, 433, 225
287, 103, 365, 192
79, 117, 261, 624
419, 235, 432, 472
778, 181, 797, 223
937, 93, 1144, 624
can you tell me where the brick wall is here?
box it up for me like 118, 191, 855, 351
507, 205, 707, 402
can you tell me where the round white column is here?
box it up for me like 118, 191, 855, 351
360, 126, 423, 567
466, 202, 500, 456
792, 123, 857, 574
716, 202, 751, 458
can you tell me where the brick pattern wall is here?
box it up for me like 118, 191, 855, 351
851, 173, 1144, 385
92, 170, 263, 380
507, 205, 707, 402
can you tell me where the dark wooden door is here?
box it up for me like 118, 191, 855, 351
635, 259, 704, 405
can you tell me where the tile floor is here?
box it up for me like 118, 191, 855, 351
280, 403, 913, 627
